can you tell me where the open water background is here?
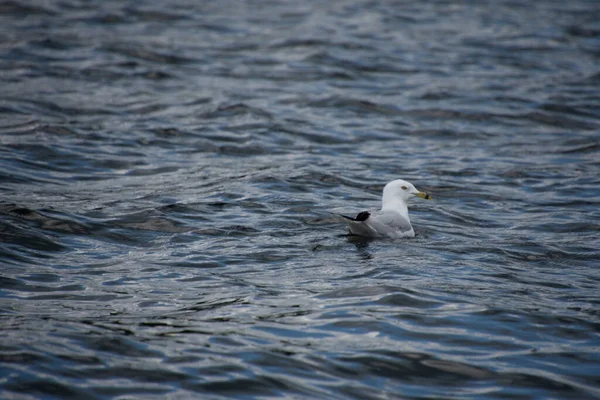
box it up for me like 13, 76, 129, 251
1, 0, 600, 398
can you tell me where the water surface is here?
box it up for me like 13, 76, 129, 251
1, 0, 600, 398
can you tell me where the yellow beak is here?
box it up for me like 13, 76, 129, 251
415, 191, 431, 200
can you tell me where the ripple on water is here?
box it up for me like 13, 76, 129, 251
1, 0, 600, 399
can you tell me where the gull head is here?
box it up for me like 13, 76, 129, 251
382, 179, 431, 205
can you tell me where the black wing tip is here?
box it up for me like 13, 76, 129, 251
355, 211, 370, 221
338, 211, 370, 222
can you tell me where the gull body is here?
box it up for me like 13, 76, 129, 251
343, 179, 430, 239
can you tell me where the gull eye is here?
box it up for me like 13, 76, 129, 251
401, 186, 407, 190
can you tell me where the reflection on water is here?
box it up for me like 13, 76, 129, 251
1, 0, 600, 398
347, 235, 374, 259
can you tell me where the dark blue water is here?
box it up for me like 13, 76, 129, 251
1, 1, 600, 398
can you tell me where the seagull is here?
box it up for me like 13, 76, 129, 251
341, 179, 430, 238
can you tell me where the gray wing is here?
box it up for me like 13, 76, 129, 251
364, 210, 413, 236
347, 210, 413, 237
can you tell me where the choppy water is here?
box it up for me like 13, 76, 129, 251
1, 1, 600, 398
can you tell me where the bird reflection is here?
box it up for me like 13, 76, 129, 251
346, 235, 374, 259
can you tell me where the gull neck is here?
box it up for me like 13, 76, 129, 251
381, 196, 410, 222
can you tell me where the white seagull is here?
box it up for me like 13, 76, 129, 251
341, 179, 430, 238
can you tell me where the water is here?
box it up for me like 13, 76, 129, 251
1, 0, 600, 398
